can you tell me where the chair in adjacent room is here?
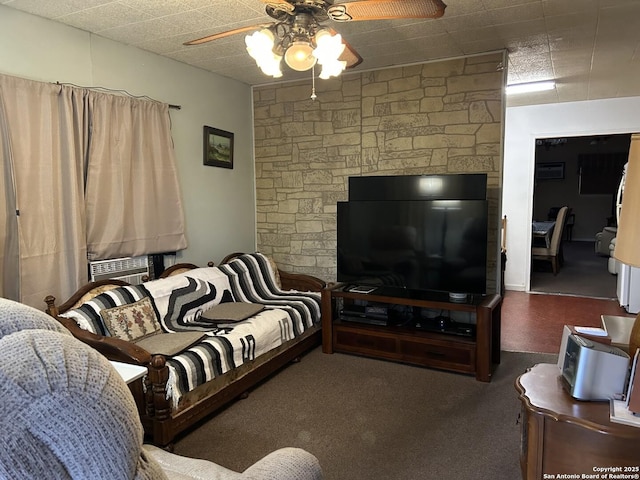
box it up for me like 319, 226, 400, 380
532, 205, 568, 275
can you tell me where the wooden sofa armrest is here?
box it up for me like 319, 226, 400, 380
52, 311, 153, 365
44, 289, 152, 365
220, 252, 248, 264
159, 262, 212, 278
279, 271, 326, 292
45, 279, 131, 315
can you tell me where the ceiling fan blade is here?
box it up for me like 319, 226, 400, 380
184, 24, 273, 46
326, 28, 363, 68
328, 0, 446, 22
341, 43, 363, 69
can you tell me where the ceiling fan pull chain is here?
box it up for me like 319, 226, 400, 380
310, 65, 317, 101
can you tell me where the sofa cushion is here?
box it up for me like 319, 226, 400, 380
100, 297, 161, 341
134, 332, 205, 356
200, 303, 264, 323
100, 296, 206, 355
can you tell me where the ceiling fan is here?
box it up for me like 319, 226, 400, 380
184, 0, 447, 80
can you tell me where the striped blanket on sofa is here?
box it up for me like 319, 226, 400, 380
165, 253, 322, 406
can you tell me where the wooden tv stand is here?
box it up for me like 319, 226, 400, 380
321, 284, 502, 382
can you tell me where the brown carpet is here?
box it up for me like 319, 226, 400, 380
173, 347, 557, 480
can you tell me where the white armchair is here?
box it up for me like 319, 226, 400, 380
595, 226, 617, 256
0, 298, 323, 480
609, 237, 619, 274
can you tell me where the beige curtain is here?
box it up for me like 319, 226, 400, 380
0, 74, 88, 308
85, 93, 187, 260
0, 91, 18, 300
0, 73, 187, 309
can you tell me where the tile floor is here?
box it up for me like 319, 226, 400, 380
501, 290, 632, 354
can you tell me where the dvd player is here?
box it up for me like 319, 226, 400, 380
339, 314, 387, 326
341, 308, 387, 320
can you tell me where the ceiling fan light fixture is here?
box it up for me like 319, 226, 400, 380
187, 0, 450, 79
284, 41, 317, 71
245, 28, 283, 78
318, 59, 347, 79
245, 28, 275, 59
258, 53, 284, 78
313, 29, 347, 78
313, 29, 345, 62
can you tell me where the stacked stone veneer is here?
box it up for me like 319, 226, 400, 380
253, 52, 505, 293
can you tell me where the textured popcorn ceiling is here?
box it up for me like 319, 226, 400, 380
3, 0, 640, 106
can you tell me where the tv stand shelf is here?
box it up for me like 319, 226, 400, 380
321, 285, 502, 382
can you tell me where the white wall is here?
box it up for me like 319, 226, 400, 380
0, 5, 256, 269
503, 97, 640, 291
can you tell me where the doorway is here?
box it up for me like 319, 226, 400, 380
529, 133, 631, 299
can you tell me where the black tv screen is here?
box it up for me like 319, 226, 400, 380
337, 199, 488, 295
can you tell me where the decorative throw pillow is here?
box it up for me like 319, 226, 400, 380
100, 297, 161, 341
199, 302, 264, 323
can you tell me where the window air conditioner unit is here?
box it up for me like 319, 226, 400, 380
88, 256, 150, 285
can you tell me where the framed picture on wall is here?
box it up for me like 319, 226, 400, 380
535, 162, 564, 180
203, 126, 234, 169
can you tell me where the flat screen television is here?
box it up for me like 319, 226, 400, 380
337, 199, 488, 296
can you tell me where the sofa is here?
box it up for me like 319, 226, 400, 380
0, 297, 323, 479
44, 252, 325, 447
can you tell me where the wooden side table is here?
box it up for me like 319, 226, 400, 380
110, 360, 147, 384
515, 363, 640, 479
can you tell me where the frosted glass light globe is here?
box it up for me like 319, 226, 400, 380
284, 41, 317, 71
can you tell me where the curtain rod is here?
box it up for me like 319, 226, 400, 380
54, 82, 181, 110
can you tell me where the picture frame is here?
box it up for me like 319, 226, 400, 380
203, 126, 234, 169
535, 162, 565, 180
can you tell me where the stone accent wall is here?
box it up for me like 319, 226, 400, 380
253, 52, 505, 293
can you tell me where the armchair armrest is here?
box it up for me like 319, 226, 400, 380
242, 447, 323, 480
143, 444, 241, 479
143, 445, 323, 480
